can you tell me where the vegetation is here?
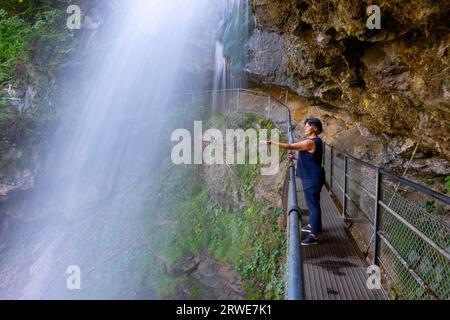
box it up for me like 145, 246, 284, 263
135, 111, 287, 299
0, 0, 78, 173
142, 160, 286, 299
421, 200, 446, 216
445, 176, 450, 195
0, 0, 77, 85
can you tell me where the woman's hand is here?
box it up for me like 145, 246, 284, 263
260, 140, 272, 145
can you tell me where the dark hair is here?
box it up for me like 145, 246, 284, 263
304, 118, 323, 134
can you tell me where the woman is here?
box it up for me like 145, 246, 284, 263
262, 118, 325, 245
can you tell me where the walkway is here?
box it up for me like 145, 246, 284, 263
297, 177, 388, 300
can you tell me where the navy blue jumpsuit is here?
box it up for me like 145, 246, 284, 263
296, 137, 325, 234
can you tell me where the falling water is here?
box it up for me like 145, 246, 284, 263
212, 41, 226, 116
0, 0, 227, 299
212, 0, 253, 114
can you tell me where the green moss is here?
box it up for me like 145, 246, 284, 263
187, 280, 205, 299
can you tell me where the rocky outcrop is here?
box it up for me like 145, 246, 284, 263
204, 161, 286, 212
0, 147, 40, 200
202, 113, 288, 212
247, 0, 450, 182
167, 250, 245, 300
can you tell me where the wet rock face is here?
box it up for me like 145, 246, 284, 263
248, 0, 450, 160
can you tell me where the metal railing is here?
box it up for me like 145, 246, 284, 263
323, 143, 450, 300
169, 88, 304, 299
169, 88, 289, 126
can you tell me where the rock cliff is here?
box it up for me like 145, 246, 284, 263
247, 0, 449, 190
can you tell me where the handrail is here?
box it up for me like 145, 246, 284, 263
379, 168, 450, 204
252, 89, 304, 299
170, 88, 294, 123
241, 88, 303, 300
278, 94, 304, 300
325, 142, 450, 205
170, 88, 268, 97
323, 141, 450, 299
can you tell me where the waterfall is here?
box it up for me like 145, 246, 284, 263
212, 41, 226, 117
0, 0, 227, 299
212, 0, 253, 114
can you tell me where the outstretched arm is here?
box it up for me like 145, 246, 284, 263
261, 139, 315, 152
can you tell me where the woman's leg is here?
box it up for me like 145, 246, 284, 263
304, 185, 322, 234
303, 188, 313, 227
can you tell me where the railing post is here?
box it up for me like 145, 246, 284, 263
322, 143, 325, 167
343, 155, 348, 217
237, 88, 240, 111
267, 95, 271, 118
373, 168, 382, 266
329, 146, 333, 195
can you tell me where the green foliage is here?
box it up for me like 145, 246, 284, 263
141, 110, 287, 299
29, 9, 77, 69
0, 9, 30, 83
207, 202, 286, 299
444, 176, 450, 194
421, 200, 445, 216
244, 207, 286, 299
0, 6, 76, 84
421, 200, 434, 212
235, 163, 258, 200
0, 3, 78, 151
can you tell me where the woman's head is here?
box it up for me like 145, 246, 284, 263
304, 118, 323, 136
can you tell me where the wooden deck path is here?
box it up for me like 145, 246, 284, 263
296, 177, 388, 300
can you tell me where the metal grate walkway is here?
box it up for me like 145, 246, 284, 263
296, 177, 388, 300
